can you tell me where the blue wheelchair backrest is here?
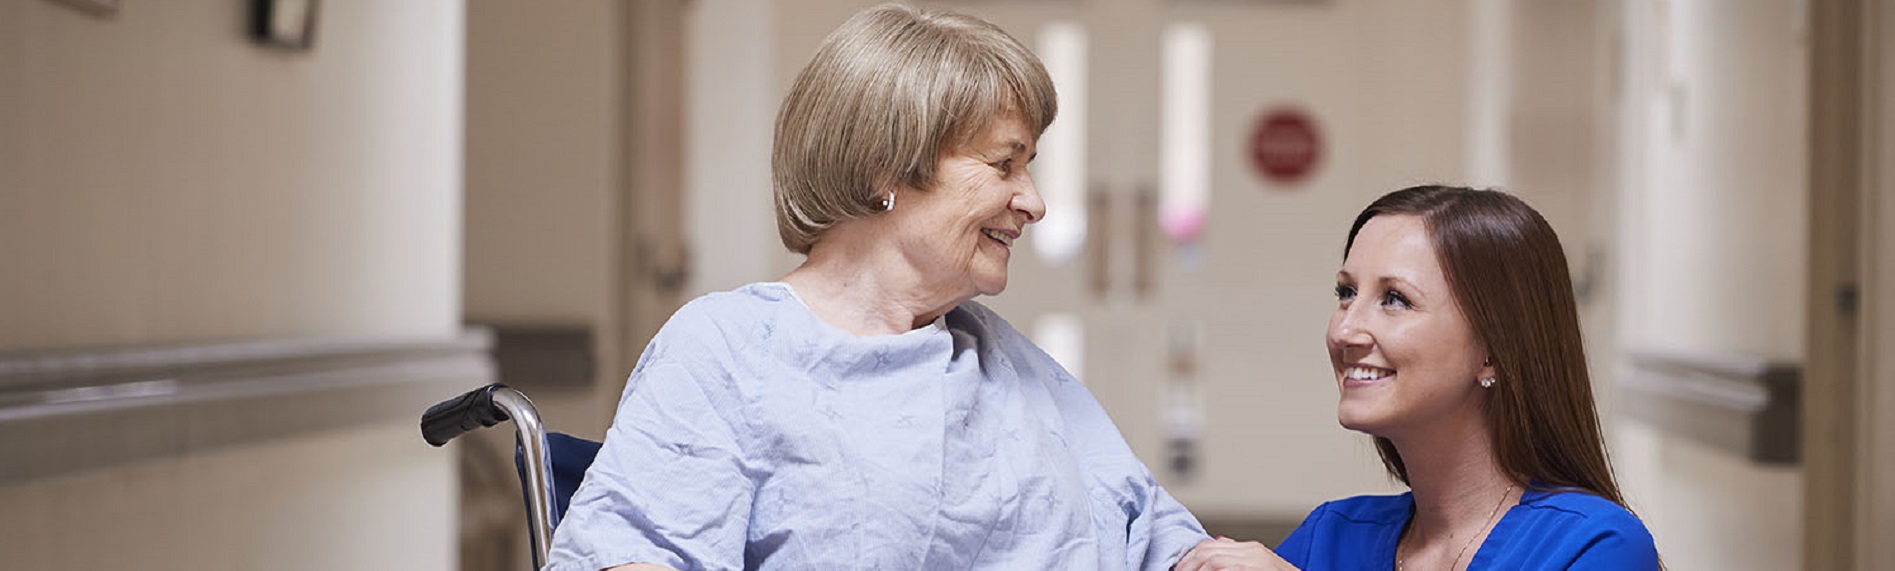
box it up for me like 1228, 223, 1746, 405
514, 432, 603, 523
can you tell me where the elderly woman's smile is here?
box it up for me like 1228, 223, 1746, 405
980, 225, 1019, 248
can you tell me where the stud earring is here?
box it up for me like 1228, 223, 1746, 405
880, 192, 896, 211
1480, 376, 1497, 389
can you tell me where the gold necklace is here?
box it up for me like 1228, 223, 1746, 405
1396, 483, 1515, 571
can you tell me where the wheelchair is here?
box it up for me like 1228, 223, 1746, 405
421, 383, 599, 569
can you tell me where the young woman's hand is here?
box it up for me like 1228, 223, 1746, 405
1174, 537, 1299, 571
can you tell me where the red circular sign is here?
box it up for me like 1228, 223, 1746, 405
1248, 107, 1323, 186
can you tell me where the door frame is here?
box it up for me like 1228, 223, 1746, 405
1802, 0, 1886, 569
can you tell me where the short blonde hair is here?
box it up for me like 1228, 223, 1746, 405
772, 2, 1058, 254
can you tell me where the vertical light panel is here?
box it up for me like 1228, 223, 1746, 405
1031, 22, 1088, 266
1465, 0, 1514, 188
1159, 23, 1211, 245
1032, 313, 1087, 384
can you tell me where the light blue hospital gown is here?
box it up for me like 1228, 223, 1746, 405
546, 283, 1207, 571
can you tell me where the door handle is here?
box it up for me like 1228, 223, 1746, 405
1086, 184, 1161, 301
1088, 185, 1111, 299
1133, 184, 1157, 300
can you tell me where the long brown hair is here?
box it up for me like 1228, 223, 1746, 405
1343, 185, 1627, 508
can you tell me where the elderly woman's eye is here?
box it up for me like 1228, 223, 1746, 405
994, 159, 1015, 176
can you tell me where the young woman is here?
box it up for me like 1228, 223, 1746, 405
1178, 186, 1658, 571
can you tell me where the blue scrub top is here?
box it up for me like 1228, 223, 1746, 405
1276, 487, 1658, 570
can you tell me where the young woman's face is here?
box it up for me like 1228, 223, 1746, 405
885, 111, 1045, 298
1326, 214, 1493, 439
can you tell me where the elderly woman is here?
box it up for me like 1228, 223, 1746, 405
1176, 186, 1658, 570
545, 4, 1206, 570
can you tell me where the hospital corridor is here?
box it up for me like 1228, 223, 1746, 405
3, 0, 1894, 569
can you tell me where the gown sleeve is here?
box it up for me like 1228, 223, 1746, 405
1030, 349, 1209, 570
1121, 477, 1208, 570
545, 358, 755, 571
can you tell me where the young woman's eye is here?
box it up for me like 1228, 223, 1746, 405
1334, 284, 1356, 302
1381, 290, 1413, 309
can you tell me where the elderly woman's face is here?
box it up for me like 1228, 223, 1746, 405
887, 111, 1045, 298
1325, 215, 1490, 440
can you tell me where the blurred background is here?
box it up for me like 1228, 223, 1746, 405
2, 0, 1891, 569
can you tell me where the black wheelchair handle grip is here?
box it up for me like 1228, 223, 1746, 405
421, 383, 512, 446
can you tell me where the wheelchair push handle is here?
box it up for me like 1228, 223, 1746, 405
418, 383, 562, 568
421, 383, 512, 447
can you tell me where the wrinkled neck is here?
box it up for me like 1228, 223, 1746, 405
785, 226, 967, 336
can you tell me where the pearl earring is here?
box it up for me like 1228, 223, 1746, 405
880, 192, 896, 211
1480, 376, 1497, 388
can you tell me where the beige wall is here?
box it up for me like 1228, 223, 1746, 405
1617, 0, 1808, 358
686, 0, 791, 294
463, 0, 618, 331
0, 0, 464, 350
0, 419, 456, 570
1612, 1, 1806, 569
0, 1, 467, 569
462, 0, 625, 438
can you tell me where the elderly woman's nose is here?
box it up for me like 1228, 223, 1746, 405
1014, 176, 1047, 223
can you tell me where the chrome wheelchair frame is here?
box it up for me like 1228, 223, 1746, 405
421, 384, 561, 569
